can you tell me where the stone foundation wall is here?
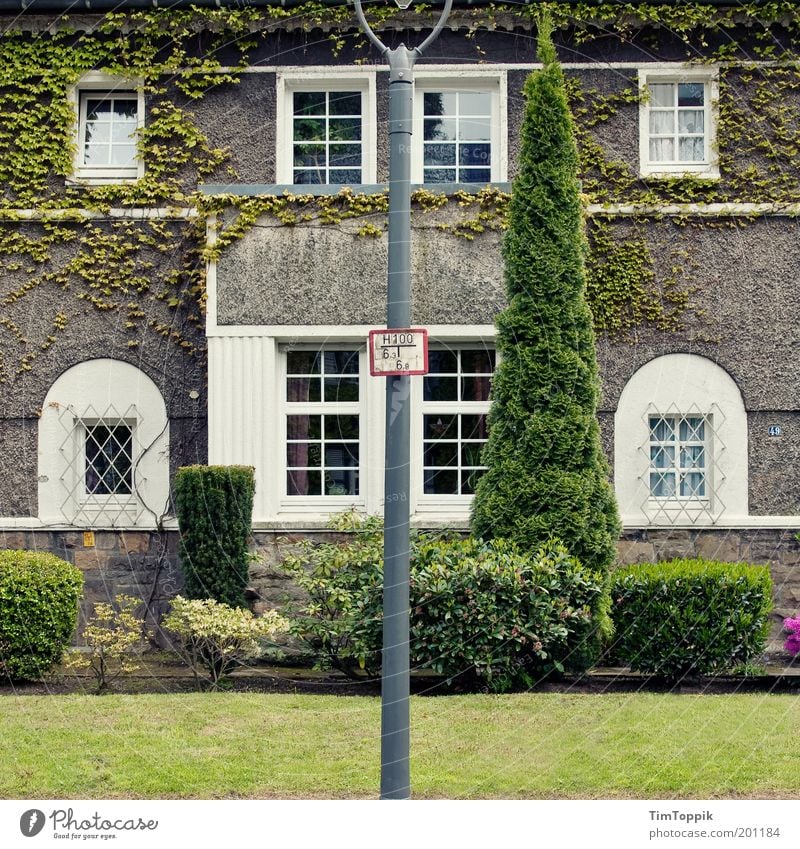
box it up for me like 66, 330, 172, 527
2, 526, 799, 653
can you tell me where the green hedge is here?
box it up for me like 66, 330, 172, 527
0, 550, 83, 680
279, 514, 610, 692
175, 465, 255, 608
610, 559, 773, 678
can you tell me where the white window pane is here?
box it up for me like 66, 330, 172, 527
109, 145, 136, 166
84, 144, 110, 165
649, 84, 674, 107
459, 91, 491, 114
423, 92, 457, 116
650, 472, 676, 497
649, 138, 674, 162
680, 417, 705, 441
678, 137, 705, 162
649, 110, 675, 135
678, 83, 705, 107
649, 417, 674, 441
678, 110, 704, 134
460, 117, 492, 141
680, 446, 705, 469
650, 445, 675, 469
680, 472, 706, 497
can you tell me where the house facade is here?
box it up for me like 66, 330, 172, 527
1, 3, 800, 640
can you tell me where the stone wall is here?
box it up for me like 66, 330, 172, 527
3, 525, 798, 654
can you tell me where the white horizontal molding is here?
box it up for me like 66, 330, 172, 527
0, 208, 197, 221
588, 202, 800, 217
207, 324, 497, 338
622, 515, 800, 529
0, 517, 179, 531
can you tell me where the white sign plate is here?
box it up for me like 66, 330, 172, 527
369, 328, 428, 376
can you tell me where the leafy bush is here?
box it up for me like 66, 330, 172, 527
0, 550, 83, 680
175, 465, 255, 608
163, 596, 287, 690
278, 513, 610, 691
65, 594, 147, 693
411, 537, 611, 691
610, 559, 773, 678
784, 616, 800, 656
279, 511, 384, 676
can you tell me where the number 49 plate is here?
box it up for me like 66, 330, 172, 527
369, 328, 428, 376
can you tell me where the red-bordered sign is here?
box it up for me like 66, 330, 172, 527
369, 328, 429, 376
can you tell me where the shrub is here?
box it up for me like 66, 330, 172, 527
65, 594, 146, 693
278, 513, 610, 691
411, 537, 611, 691
610, 559, 773, 678
470, 14, 620, 574
163, 596, 287, 690
279, 511, 385, 677
175, 465, 255, 608
0, 550, 83, 680
784, 616, 800, 656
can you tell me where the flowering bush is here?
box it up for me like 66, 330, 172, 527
163, 596, 287, 690
784, 616, 800, 656
65, 594, 147, 694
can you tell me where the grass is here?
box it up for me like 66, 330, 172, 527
1, 692, 798, 798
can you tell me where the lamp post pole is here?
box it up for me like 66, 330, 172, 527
352, 0, 453, 800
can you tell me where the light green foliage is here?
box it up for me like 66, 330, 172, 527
610, 558, 773, 678
65, 594, 147, 694
0, 550, 83, 680
163, 596, 287, 690
278, 512, 609, 690
175, 465, 255, 608
471, 17, 620, 586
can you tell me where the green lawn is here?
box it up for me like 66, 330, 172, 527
1, 692, 798, 798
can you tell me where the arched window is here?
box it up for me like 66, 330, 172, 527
614, 353, 747, 526
38, 359, 169, 528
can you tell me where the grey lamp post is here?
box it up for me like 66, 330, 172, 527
351, 0, 453, 800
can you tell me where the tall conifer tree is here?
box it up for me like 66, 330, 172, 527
471, 16, 620, 575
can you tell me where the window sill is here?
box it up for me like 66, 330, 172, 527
640, 167, 720, 181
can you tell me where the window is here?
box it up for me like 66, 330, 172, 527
277, 75, 376, 184
421, 347, 494, 496
413, 78, 504, 184
38, 359, 169, 528
648, 415, 707, 499
614, 353, 747, 527
70, 73, 144, 183
639, 69, 718, 178
285, 348, 361, 497
83, 420, 134, 497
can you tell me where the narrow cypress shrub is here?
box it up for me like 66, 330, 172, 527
175, 465, 255, 608
471, 16, 620, 576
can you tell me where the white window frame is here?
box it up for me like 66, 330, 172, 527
412, 71, 506, 185
413, 344, 494, 513
38, 358, 169, 529
276, 72, 377, 185
68, 72, 145, 184
639, 66, 719, 179
647, 412, 711, 505
279, 343, 369, 512
614, 353, 748, 528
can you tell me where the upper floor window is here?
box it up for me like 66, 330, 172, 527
70, 73, 144, 183
413, 78, 503, 185
277, 74, 376, 185
639, 69, 718, 179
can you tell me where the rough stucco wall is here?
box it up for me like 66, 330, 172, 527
215, 207, 505, 325
0, 220, 207, 518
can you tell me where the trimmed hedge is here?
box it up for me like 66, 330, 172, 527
0, 550, 83, 680
610, 559, 773, 678
175, 465, 255, 608
279, 513, 611, 691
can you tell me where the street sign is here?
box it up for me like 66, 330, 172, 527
369, 328, 428, 376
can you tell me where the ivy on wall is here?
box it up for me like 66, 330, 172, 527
1, 2, 800, 381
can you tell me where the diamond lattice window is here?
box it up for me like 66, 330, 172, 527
84, 421, 133, 496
